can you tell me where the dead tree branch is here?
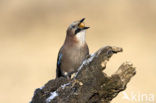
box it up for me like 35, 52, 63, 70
30, 46, 136, 103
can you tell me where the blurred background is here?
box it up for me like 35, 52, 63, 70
0, 0, 156, 103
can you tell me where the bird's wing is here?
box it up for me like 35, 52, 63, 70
57, 52, 62, 67
56, 47, 63, 77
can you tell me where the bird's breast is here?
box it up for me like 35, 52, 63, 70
61, 43, 89, 73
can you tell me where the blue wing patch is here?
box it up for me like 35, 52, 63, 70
57, 53, 62, 66
56, 48, 63, 77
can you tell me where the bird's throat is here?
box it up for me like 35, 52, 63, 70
76, 30, 86, 45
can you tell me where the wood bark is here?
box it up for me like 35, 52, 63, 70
30, 46, 136, 103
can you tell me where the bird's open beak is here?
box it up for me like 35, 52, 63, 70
79, 18, 90, 30
80, 18, 85, 23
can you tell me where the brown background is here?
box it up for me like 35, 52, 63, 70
0, 0, 156, 103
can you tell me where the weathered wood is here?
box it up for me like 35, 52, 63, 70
30, 46, 136, 103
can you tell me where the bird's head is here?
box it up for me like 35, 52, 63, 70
67, 18, 90, 37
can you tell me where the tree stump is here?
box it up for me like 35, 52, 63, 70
30, 46, 136, 103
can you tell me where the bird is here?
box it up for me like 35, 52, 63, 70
56, 18, 90, 78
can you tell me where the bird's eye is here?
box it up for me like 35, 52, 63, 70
72, 25, 76, 28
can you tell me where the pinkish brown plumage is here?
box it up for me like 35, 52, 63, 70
56, 18, 89, 78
